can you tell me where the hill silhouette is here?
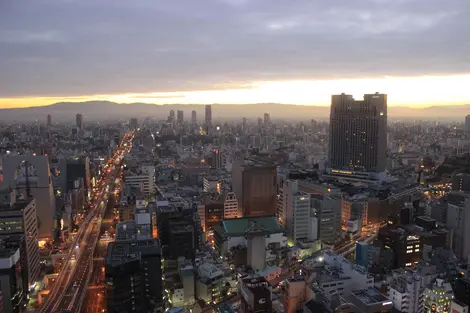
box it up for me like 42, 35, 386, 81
0, 101, 468, 122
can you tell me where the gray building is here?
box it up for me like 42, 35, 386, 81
328, 93, 387, 173
0, 189, 40, 287
0, 155, 56, 239
311, 194, 342, 245
106, 239, 163, 313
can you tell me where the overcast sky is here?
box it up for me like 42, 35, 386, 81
0, 0, 469, 104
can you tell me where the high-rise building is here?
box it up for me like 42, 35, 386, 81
75, 113, 83, 130
263, 113, 270, 125
60, 156, 90, 196
0, 248, 26, 313
191, 110, 197, 124
129, 118, 138, 130
278, 180, 316, 244
328, 93, 387, 173
177, 110, 184, 125
106, 239, 162, 313
0, 156, 56, 239
205, 105, 212, 127
169, 109, 175, 123
452, 173, 470, 193
231, 159, 277, 217
46, 114, 51, 127
0, 190, 40, 287
466, 115, 470, 132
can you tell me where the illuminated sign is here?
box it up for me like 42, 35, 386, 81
332, 170, 353, 175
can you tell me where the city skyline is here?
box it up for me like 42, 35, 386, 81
1, 0, 469, 108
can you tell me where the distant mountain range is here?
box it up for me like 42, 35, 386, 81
0, 101, 469, 122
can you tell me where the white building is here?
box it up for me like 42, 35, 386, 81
315, 250, 374, 297
388, 269, 427, 313
124, 164, 155, 196
222, 191, 238, 219
446, 193, 470, 261
278, 180, 316, 245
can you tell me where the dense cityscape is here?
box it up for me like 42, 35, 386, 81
0, 95, 469, 313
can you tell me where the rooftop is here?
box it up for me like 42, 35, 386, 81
215, 215, 283, 237
351, 288, 390, 305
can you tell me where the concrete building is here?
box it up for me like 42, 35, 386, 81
240, 277, 272, 313
314, 250, 374, 297
450, 300, 469, 313
205, 105, 212, 128
191, 110, 197, 125
123, 164, 155, 196
328, 93, 387, 174
0, 248, 26, 313
59, 156, 90, 196
75, 113, 83, 130
388, 269, 426, 313
423, 278, 454, 313
446, 193, 470, 260
452, 173, 470, 193
311, 194, 342, 245
0, 190, 40, 287
348, 288, 393, 313
106, 239, 162, 313
0, 155, 56, 239
278, 180, 315, 245
231, 159, 277, 217
221, 191, 238, 219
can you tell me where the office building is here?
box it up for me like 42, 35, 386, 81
452, 173, 470, 192
446, 193, 470, 260
129, 118, 138, 130
263, 113, 270, 125
0, 155, 56, 239
328, 93, 387, 174
210, 148, 222, 170
191, 110, 197, 124
388, 269, 426, 313
106, 239, 163, 313
455, 277, 470, 306
231, 159, 277, 217
355, 241, 370, 269
75, 113, 83, 130
169, 109, 175, 123
221, 191, 238, 219
450, 301, 469, 313
466, 115, 470, 132
240, 277, 272, 313
123, 165, 155, 196
177, 110, 184, 125
60, 156, 90, 195
205, 105, 212, 127
0, 190, 40, 287
348, 288, 393, 313
204, 202, 224, 232
46, 114, 51, 127
0, 248, 26, 313
278, 180, 316, 245
311, 194, 342, 245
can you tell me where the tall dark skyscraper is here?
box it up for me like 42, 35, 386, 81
169, 109, 175, 122
328, 93, 387, 173
191, 110, 197, 124
177, 110, 184, 125
75, 113, 83, 130
205, 104, 212, 126
46, 114, 51, 126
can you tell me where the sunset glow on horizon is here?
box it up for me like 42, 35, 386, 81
1, 74, 469, 109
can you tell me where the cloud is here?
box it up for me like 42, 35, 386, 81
0, 30, 66, 43
0, 0, 468, 98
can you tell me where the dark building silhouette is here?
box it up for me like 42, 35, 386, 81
328, 93, 387, 173
105, 239, 162, 313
